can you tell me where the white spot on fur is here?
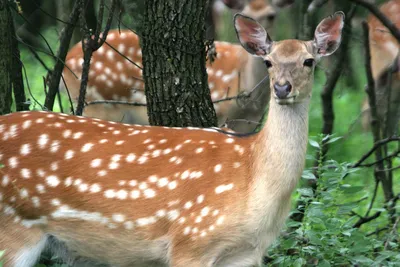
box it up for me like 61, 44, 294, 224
37, 134, 49, 149
9, 157, 18, 168
215, 183, 234, 194
20, 168, 31, 179
197, 195, 205, 204
20, 144, 31, 156
214, 164, 222, 173
130, 190, 140, 199
184, 201, 193, 209
65, 150, 75, 159
46, 175, 60, 187
36, 184, 46, 194
81, 143, 94, 152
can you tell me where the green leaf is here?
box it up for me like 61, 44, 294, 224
297, 188, 314, 197
286, 221, 303, 228
318, 259, 331, 267
351, 255, 373, 264
309, 139, 320, 148
341, 185, 364, 194
326, 136, 343, 144
302, 171, 316, 180
271, 256, 286, 264
293, 258, 305, 267
308, 232, 323, 246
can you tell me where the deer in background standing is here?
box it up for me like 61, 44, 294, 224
0, 11, 344, 267
362, 0, 400, 134
61, 0, 296, 132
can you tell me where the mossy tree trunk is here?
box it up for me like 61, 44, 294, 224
141, 0, 218, 127
0, 0, 13, 115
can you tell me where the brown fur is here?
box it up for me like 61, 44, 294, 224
0, 12, 344, 267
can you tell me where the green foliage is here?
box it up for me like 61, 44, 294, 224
0, 250, 4, 267
265, 137, 400, 266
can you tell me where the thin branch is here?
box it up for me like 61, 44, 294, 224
357, 149, 400, 167
367, 227, 389, 237
44, 0, 81, 111
365, 180, 379, 217
353, 211, 381, 228
75, 0, 117, 115
85, 100, 146, 107
384, 216, 399, 250
376, 165, 400, 173
21, 62, 43, 110
352, 136, 400, 168
104, 40, 142, 70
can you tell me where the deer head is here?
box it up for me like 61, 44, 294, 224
234, 11, 344, 105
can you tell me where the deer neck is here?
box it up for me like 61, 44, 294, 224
250, 98, 310, 204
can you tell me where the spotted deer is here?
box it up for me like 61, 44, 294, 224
361, 0, 400, 134
1, 11, 344, 267
61, 0, 293, 132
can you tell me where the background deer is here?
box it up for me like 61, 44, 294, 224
0, 11, 344, 267
362, 0, 400, 134
61, 0, 296, 132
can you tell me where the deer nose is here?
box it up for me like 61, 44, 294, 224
273, 82, 292, 99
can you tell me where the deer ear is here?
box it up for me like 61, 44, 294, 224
313, 11, 345, 57
222, 0, 245, 10
234, 13, 272, 56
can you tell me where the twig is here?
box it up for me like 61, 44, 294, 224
21, 62, 43, 110
357, 149, 400, 167
365, 180, 379, 217
376, 165, 400, 173
353, 211, 381, 228
384, 216, 399, 250
75, 0, 117, 116
25, 44, 51, 72
44, 0, 81, 111
10, 11, 28, 111
362, 21, 394, 204
212, 92, 251, 104
366, 227, 389, 237
352, 137, 400, 167
104, 40, 143, 70
85, 100, 146, 107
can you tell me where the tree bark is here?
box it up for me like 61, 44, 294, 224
141, 0, 218, 127
0, 0, 13, 115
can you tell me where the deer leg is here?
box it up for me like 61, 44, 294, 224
0, 216, 47, 267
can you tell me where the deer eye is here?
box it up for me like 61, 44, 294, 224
303, 58, 314, 67
265, 60, 272, 68
266, 14, 276, 21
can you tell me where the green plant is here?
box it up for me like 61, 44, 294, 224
264, 137, 400, 266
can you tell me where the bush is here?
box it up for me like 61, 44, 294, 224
265, 136, 400, 266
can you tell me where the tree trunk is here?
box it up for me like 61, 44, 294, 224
0, 0, 13, 115
141, 0, 218, 127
